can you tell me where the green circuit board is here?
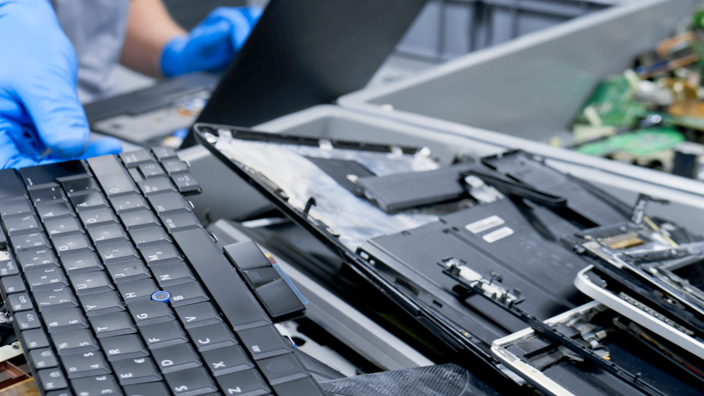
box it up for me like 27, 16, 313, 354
572, 76, 649, 128
575, 128, 685, 157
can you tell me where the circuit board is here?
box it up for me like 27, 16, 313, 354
572, 76, 649, 128
575, 128, 685, 157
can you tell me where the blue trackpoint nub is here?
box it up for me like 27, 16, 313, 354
152, 291, 171, 303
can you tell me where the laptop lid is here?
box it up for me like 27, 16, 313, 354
195, 0, 428, 128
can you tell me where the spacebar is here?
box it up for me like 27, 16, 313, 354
171, 228, 271, 331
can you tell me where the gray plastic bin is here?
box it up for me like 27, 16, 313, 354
397, 0, 622, 61
340, 0, 697, 144
181, 105, 704, 235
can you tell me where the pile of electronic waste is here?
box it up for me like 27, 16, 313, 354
564, 6, 704, 180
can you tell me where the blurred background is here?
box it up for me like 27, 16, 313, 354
118, 0, 630, 93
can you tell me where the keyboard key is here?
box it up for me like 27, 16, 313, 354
0, 254, 19, 276
137, 177, 176, 196
187, 323, 238, 352
161, 159, 188, 175
44, 308, 88, 333
91, 312, 137, 338
8, 292, 33, 311
238, 325, 290, 360
0, 198, 33, 218
174, 302, 222, 329
79, 207, 118, 227
106, 260, 151, 283
110, 194, 147, 214
97, 242, 140, 264
128, 226, 171, 248
26, 267, 68, 291
138, 163, 165, 178
46, 389, 73, 396
215, 369, 269, 396
22, 328, 50, 349
37, 368, 68, 391
11, 232, 49, 252
139, 321, 188, 349
88, 223, 128, 245
112, 357, 162, 385
53, 234, 92, 255
170, 172, 200, 195
124, 381, 171, 396
20, 160, 89, 188
18, 248, 59, 272
34, 287, 79, 311
165, 367, 217, 396
272, 376, 325, 396
71, 374, 121, 396
223, 241, 272, 271
70, 192, 108, 212
15, 310, 42, 330
53, 329, 99, 355
202, 345, 253, 377
140, 320, 188, 349
100, 334, 149, 361
44, 217, 82, 238
160, 211, 201, 233
29, 348, 58, 369
0, 169, 27, 200
3, 214, 40, 236
172, 229, 271, 331
29, 186, 66, 205
80, 290, 125, 316
117, 279, 159, 304
164, 281, 209, 307
121, 210, 160, 230
148, 193, 191, 214
0, 274, 25, 293
242, 267, 279, 289
140, 242, 183, 266
152, 147, 177, 161
128, 168, 144, 183
37, 201, 75, 221
88, 155, 138, 197
120, 150, 154, 168
151, 262, 194, 286
257, 353, 308, 385
61, 351, 111, 379
69, 271, 114, 295
62, 177, 101, 196
152, 343, 201, 373
253, 277, 308, 320
62, 251, 103, 275
128, 301, 175, 327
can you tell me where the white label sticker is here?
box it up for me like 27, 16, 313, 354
482, 227, 514, 243
465, 215, 504, 234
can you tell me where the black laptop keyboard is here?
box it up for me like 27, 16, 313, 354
0, 148, 323, 396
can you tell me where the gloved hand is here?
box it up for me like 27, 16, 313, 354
160, 6, 263, 78
0, 0, 122, 169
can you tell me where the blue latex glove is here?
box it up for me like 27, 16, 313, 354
160, 7, 263, 78
0, 0, 122, 169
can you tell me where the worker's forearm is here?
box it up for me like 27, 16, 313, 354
120, 0, 186, 78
